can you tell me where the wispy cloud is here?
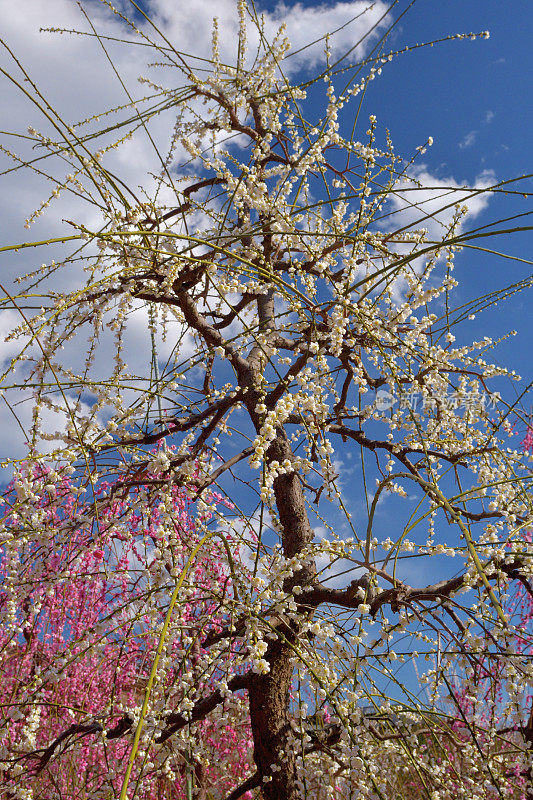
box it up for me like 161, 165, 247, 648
377, 164, 496, 300
458, 130, 477, 149
484, 109, 495, 124
382, 165, 495, 244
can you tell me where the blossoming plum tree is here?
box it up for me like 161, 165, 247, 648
0, 459, 254, 798
1, 2, 532, 799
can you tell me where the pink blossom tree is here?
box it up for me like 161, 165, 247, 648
0, 456, 254, 798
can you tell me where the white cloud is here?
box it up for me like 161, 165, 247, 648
484, 109, 494, 124
148, 0, 390, 73
377, 164, 495, 299
0, 311, 31, 365
382, 164, 494, 243
0, 380, 94, 463
262, 1, 390, 70
458, 130, 477, 149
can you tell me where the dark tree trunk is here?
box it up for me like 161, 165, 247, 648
246, 433, 316, 799
248, 642, 299, 800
